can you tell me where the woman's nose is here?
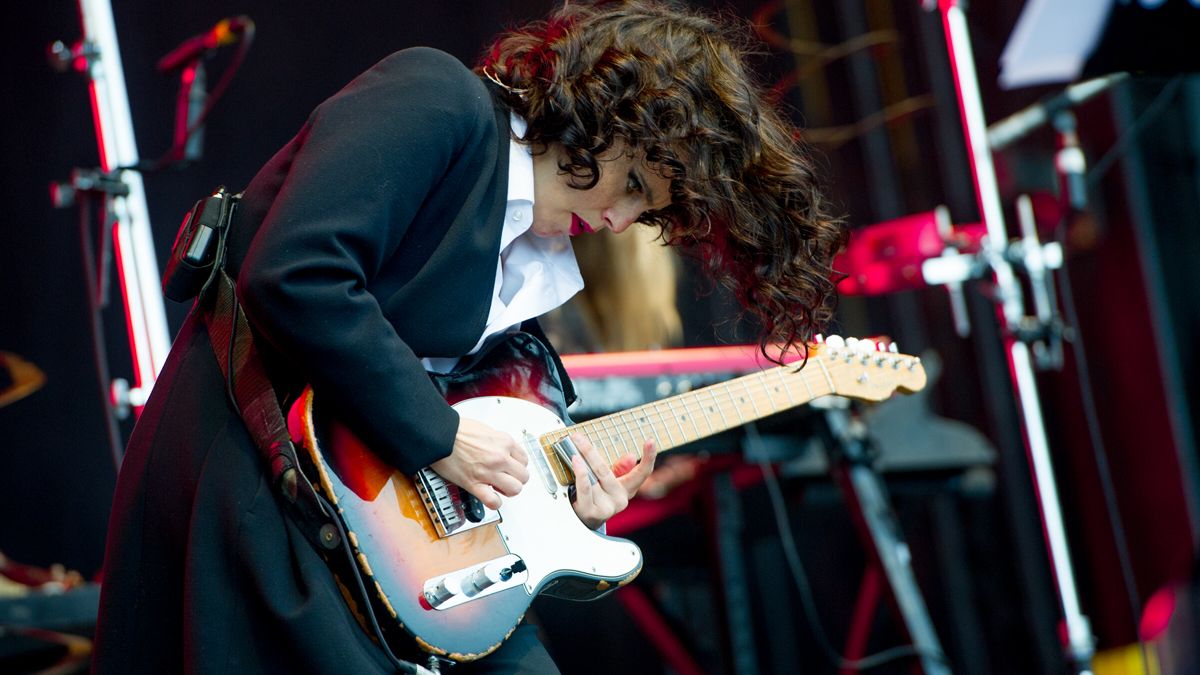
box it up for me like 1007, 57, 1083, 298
604, 204, 639, 233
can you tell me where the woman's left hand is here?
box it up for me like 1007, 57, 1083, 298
569, 433, 657, 530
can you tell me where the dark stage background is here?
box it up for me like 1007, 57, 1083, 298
3, 1, 1199, 673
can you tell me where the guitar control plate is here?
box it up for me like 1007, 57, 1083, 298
422, 554, 528, 611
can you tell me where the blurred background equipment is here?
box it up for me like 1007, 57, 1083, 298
0, 353, 46, 409
0, 552, 97, 675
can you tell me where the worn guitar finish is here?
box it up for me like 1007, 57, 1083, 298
288, 333, 926, 662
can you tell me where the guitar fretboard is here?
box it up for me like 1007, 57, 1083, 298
538, 356, 838, 483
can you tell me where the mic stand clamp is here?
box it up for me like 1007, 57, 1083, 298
46, 39, 99, 74
920, 202, 1066, 372
49, 168, 131, 209
49, 166, 149, 421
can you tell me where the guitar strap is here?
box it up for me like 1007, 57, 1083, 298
199, 268, 344, 554
200, 269, 443, 675
156, 185, 340, 556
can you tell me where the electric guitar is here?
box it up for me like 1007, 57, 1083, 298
287, 332, 926, 662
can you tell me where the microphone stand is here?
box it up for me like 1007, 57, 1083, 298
175, 59, 208, 164
49, 0, 172, 451
921, 1, 1095, 672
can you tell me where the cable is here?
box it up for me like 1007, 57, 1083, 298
1086, 76, 1184, 186
800, 95, 936, 149
122, 20, 257, 173
315, 491, 430, 674
746, 423, 946, 671
1053, 218, 1151, 674
1064, 76, 1185, 675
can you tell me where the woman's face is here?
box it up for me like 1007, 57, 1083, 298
530, 143, 673, 238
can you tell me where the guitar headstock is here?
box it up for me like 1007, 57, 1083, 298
811, 335, 927, 402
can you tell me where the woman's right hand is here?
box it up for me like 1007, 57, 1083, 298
430, 416, 530, 510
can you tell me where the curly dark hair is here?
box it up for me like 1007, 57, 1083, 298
479, 0, 846, 360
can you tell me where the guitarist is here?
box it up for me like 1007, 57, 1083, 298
93, 1, 845, 673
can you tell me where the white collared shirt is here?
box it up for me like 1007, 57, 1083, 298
422, 114, 583, 373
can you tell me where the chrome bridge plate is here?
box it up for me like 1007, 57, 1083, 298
415, 467, 500, 537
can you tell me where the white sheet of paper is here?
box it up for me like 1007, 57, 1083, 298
999, 0, 1114, 89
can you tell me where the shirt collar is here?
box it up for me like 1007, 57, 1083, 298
507, 114, 535, 205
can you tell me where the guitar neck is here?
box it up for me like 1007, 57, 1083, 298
540, 357, 837, 474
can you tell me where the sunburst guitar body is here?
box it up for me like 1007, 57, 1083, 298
286, 332, 925, 662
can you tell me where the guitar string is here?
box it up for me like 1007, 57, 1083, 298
540, 356, 917, 478
548, 362, 822, 473
540, 361, 786, 474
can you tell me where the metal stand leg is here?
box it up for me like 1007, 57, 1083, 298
711, 471, 763, 675
820, 407, 951, 675
51, 0, 173, 451
925, 3, 1096, 670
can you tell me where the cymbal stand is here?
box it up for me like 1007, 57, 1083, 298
920, 0, 1095, 671
48, 0, 172, 443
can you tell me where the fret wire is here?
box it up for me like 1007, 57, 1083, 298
713, 382, 731, 425
739, 378, 761, 419
696, 388, 717, 436
617, 411, 645, 455
633, 409, 665, 453
651, 400, 678, 448
606, 413, 636, 457
596, 416, 620, 465
726, 381, 747, 423
681, 391, 705, 439
613, 413, 639, 459
661, 398, 685, 445
573, 422, 594, 462
673, 395, 703, 442
724, 381, 747, 422
583, 417, 609, 466
798, 365, 815, 399
689, 394, 706, 438
709, 385, 731, 431
776, 367, 797, 406
815, 357, 837, 394
624, 408, 655, 453
756, 372, 779, 413
632, 402, 668, 451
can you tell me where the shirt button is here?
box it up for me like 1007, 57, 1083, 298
512, 210, 524, 221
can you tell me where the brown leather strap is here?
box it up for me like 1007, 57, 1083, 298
201, 271, 341, 551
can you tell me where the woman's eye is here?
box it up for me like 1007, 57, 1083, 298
627, 172, 643, 193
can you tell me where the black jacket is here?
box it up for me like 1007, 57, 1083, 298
94, 48, 517, 673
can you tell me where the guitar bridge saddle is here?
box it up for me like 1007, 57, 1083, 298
415, 467, 500, 538
423, 554, 528, 610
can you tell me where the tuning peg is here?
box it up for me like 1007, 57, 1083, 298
889, 343, 899, 353
814, 334, 825, 344
825, 335, 845, 349
858, 339, 876, 353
